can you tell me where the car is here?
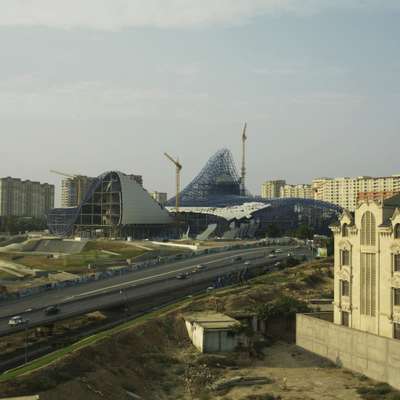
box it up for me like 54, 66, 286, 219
275, 249, 282, 253
244, 261, 251, 266
274, 261, 282, 267
196, 264, 206, 271
232, 256, 243, 262
175, 273, 186, 279
287, 252, 294, 257
206, 286, 215, 292
45, 305, 60, 316
268, 254, 276, 258
8, 316, 28, 327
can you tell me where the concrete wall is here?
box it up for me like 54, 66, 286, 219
296, 313, 400, 390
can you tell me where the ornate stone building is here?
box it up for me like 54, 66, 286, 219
331, 194, 400, 339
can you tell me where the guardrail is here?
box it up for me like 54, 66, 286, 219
0, 240, 280, 303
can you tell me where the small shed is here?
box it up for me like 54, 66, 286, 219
183, 312, 241, 353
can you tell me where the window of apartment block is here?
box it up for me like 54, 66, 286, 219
342, 224, 349, 237
342, 311, 350, 327
341, 280, 350, 297
341, 250, 350, 266
360, 253, 377, 316
361, 211, 376, 246
394, 288, 400, 307
394, 254, 400, 273
394, 323, 400, 340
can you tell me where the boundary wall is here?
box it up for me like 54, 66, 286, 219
296, 313, 400, 390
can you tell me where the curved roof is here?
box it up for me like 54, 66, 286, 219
48, 171, 172, 236
117, 172, 172, 225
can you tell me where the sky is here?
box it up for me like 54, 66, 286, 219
0, 0, 399, 205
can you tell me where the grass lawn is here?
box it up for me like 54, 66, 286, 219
0, 241, 149, 274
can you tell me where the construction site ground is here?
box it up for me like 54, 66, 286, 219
1, 258, 398, 400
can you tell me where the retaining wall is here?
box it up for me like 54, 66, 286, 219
296, 313, 400, 390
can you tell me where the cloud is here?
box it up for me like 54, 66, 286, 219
0, 0, 398, 30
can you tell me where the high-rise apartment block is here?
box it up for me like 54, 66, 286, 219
151, 191, 168, 206
313, 175, 400, 211
61, 174, 143, 207
261, 180, 313, 200
0, 177, 54, 218
331, 194, 400, 339
261, 180, 286, 199
280, 184, 313, 199
61, 176, 95, 208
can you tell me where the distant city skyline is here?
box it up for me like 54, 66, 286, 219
0, 1, 399, 206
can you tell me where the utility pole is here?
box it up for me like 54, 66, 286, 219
240, 122, 247, 196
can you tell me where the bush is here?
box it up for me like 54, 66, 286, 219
357, 383, 398, 399
256, 296, 310, 321
303, 272, 324, 287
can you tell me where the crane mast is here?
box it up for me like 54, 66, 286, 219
164, 153, 182, 213
240, 122, 247, 196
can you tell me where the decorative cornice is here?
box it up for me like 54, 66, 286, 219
338, 239, 352, 250
390, 244, 400, 254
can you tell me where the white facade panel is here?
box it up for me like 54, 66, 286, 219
118, 172, 172, 225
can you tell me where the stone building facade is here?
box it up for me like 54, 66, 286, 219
331, 194, 400, 340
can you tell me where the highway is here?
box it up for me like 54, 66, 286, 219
0, 245, 309, 336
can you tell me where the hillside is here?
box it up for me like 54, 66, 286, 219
1, 258, 396, 400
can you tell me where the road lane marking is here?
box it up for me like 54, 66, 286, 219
63, 250, 266, 300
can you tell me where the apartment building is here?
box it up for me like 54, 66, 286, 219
261, 180, 286, 199
330, 194, 400, 339
151, 191, 168, 206
61, 176, 95, 208
261, 180, 313, 200
0, 177, 54, 218
280, 184, 313, 199
313, 175, 400, 211
61, 174, 143, 207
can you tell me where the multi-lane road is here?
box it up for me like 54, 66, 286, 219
0, 245, 310, 336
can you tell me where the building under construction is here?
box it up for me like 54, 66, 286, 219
48, 171, 171, 238
52, 171, 143, 208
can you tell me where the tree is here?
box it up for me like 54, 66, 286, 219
266, 223, 281, 238
295, 224, 314, 240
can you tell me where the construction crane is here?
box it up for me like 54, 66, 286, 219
50, 169, 83, 206
240, 122, 247, 196
164, 153, 182, 212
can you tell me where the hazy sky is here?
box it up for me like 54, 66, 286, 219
0, 1, 399, 205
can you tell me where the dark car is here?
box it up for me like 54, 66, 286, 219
175, 273, 186, 280
45, 305, 60, 316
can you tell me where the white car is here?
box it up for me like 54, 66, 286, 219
206, 286, 215, 292
275, 249, 282, 253
8, 316, 28, 327
244, 261, 251, 266
196, 264, 206, 271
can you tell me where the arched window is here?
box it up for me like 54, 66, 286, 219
360, 211, 376, 246
342, 223, 349, 237
394, 223, 400, 239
